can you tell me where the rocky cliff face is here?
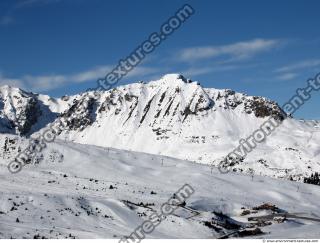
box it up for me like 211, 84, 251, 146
59, 74, 285, 132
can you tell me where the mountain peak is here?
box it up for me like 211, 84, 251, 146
142, 74, 201, 96
160, 73, 187, 81
154, 73, 195, 86
0, 85, 32, 98
0, 84, 17, 93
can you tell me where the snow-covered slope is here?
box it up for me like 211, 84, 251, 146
1, 74, 320, 180
0, 139, 320, 239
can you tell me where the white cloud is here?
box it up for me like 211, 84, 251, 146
181, 65, 240, 76
23, 74, 68, 90
125, 67, 159, 78
71, 65, 112, 83
275, 59, 320, 73
178, 39, 282, 63
276, 72, 298, 81
0, 74, 25, 88
0, 65, 159, 92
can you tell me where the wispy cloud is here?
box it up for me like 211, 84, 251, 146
275, 59, 320, 73
181, 65, 241, 76
273, 59, 320, 81
0, 0, 62, 26
0, 65, 159, 92
177, 39, 283, 63
276, 72, 298, 81
70, 65, 112, 83
0, 16, 14, 25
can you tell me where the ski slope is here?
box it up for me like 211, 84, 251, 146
0, 139, 320, 239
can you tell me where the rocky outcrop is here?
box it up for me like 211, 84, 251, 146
0, 86, 41, 135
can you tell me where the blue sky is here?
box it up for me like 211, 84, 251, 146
0, 0, 319, 119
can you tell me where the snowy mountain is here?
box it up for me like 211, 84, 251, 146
1, 74, 320, 239
1, 74, 320, 180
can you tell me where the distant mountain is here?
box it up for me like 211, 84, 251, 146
1, 74, 320, 180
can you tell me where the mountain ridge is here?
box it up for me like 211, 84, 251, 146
0, 74, 319, 181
